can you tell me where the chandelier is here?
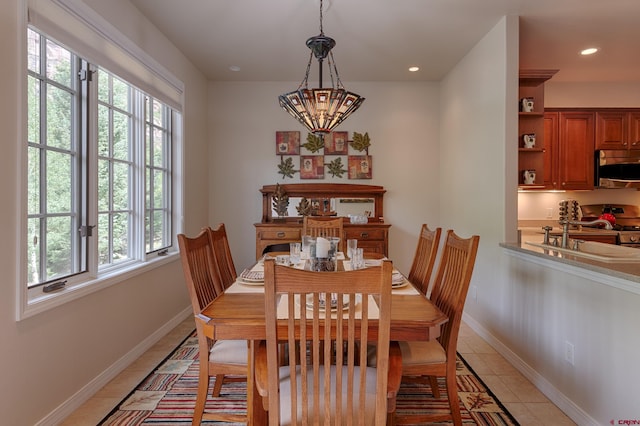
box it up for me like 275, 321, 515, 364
278, 0, 364, 135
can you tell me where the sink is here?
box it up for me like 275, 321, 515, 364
525, 241, 640, 263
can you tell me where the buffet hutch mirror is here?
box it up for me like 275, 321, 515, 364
255, 183, 391, 259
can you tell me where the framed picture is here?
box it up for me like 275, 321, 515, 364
348, 155, 372, 179
325, 131, 348, 155
300, 155, 325, 179
276, 131, 300, 155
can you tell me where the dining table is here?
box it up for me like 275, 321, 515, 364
199, 254, 448, 425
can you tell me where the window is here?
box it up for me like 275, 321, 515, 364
145, 96, 172, 254
27, 28, 84, 286
24, 27, 178, 305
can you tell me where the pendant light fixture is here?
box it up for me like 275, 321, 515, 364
278, 0, 364, 135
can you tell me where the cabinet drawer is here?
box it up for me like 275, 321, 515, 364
344, 228, 386, 240
357, 240, 385, 254
260, 229, 301, 240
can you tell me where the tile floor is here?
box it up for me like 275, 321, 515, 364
61, 318, 576, 426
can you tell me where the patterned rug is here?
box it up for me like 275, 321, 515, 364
100, 332, 519, 425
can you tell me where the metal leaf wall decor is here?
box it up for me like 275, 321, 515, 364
302, 133, 325, 153
351, 132, 371, 153
277, 156, 298, 179
327, 157, 347, 178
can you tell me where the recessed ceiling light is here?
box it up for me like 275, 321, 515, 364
408, 66, 420, 72
229, 65, 241, 72
581, 48, 598, 56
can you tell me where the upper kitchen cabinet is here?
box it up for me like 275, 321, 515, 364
518, 70, 558, 188
595, 110, 640, 150
545, 110, 595, 190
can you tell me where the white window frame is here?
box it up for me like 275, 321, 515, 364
17, 2, 184, 321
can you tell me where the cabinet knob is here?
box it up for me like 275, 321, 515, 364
360, 232, 369, 238
277, 232, 285, 238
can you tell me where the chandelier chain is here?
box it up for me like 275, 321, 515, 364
319, 0, 324, 34
298, 51, 314, 90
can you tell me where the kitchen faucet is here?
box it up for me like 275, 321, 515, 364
558, 219, 613, 249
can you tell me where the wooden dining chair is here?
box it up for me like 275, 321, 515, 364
177, 230, 248, 425
302, 216, 345, 252
407, 224, 442, 297
204, 223, 237, 290
395, 230, 480, 426
256, 258, 402, 425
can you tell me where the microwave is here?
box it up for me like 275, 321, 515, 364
595, 150, 640, 188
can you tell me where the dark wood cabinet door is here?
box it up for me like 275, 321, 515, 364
558, 112, 595, 190
629, 112, 640, 149
595, 111, 628, 150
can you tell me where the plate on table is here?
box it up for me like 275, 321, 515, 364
392, 271, 407, 288
392, 271, 408, 288
239, 269, 264, 284
305, 294, 351, 312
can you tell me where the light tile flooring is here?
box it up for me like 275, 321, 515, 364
62, 318, 576, 426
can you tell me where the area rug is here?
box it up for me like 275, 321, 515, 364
100, 332, 519, 425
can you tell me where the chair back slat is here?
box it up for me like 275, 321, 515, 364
205, 223, 237, 289
263, 258, 393, 425
303, 216, 345, 252
178, 230, 224, 313
430, 230, 479, 355
407, 225, 442, 296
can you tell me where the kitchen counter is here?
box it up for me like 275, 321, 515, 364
505, 220, 640, 293
501, 239, 640, 295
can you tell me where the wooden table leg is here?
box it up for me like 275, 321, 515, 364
248, 339, 267, 425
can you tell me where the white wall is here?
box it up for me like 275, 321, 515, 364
0, 1, 205, 424
208, 81, 441, 275
546, 81, 640, 108
503, 254, 640, 424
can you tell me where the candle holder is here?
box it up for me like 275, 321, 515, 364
310, 257, 336, 272
307, 236, 339, 271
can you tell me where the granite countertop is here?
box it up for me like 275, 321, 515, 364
510, 221, 640, 295
501, 240, 640, 285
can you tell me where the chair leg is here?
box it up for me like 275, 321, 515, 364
212, 374, 225, 397
386, 412, 396, 426
445, 372, 462, 426
192, 367, 209, 425
428, 375, 440, 398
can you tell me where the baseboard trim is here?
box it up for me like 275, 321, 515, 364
462, 312, 599, 426
36, 306, 192, 426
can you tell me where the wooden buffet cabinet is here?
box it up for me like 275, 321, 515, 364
254, 183, 391, 260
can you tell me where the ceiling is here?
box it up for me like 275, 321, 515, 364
129, 0, 640, 84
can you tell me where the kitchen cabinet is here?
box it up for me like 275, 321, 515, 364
595, 110, 640, 150
544, 111, 595, 190
518, 70, 557, 188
